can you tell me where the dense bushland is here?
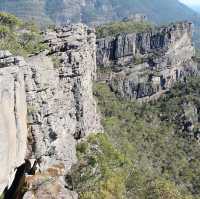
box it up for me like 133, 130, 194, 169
68, 77, 200, 199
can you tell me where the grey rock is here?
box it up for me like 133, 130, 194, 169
182, 102, 198, 133
0, 54, 28, 193
123, 13, 147, 23
23, 176, 78, 199
0, 24, 102, 197
0, 50, 12, 59
97, 21, 198, 100
23, 24, 102, 197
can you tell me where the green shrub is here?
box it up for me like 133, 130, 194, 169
51, 56, 62, 69
68, 77, 200, 198
0, 12, 21, 28
96, 20, 153, 38
67, 133, 130, 199
76, 142, 88, 154
0, 35, 26, 55
146, 179, 192, 199
0, 194, 4, 199
91, 79, 200, 198
0, 25, 10, 38
0, 12, 48, 56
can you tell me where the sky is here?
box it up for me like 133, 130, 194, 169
179, 0, 200, 6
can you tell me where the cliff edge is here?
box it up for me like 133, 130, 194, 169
0, 24, 102, 199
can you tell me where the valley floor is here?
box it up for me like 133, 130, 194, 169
68, 77, 200, 199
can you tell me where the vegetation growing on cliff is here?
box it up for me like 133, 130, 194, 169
66, 133, 130, 199
0, 12, 47, 56
96, 20, 153, 38
68, 77, 200, 199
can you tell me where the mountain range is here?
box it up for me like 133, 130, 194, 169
0, 0, 199, 25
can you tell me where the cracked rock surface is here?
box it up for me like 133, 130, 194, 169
0, 24, 102, 198
96, 22, 198, 100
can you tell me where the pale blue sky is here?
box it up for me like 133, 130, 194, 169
179, 0, 200, 6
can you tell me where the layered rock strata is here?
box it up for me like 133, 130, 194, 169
96, 21, 198, 100
0, 24, 101, 198
26, 24, 101, 171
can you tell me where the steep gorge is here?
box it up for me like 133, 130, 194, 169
0, 15, 199, 199
64, 22, 200, 199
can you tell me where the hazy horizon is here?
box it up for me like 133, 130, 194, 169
179, 0, 200, 6
179, 0, 200, 13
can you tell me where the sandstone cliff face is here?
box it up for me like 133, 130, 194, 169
26, 24, 101, 170
97, 22, 198, 100
0, 51, 28, 194
0, 24, 101, 198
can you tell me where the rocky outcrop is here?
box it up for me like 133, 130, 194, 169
97, 21, 198, 100
0, 24, 102, 198
26, 23, 101, 170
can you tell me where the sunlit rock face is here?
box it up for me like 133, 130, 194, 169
96, 22, 198, 100
26, 24, 102, 171
0, 24, 102, 198
0, 51, 28, 193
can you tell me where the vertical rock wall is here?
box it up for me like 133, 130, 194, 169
96, 22, 198, 100
0, 51, 28, 194
0, 24, 102, 198
26, 24, 101, 171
